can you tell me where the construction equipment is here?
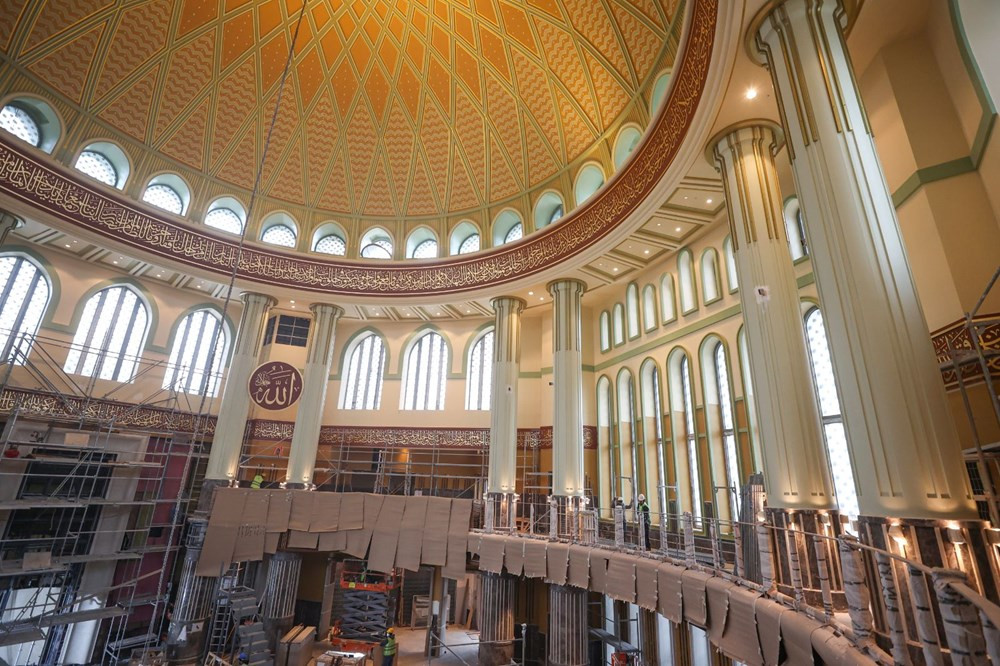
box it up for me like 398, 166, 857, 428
329, 559, 399, 654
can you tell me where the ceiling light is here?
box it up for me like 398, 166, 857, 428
290, 300, 295, 304
112, 260, 118, 264
706, 198, 713, 204
745, 87, 758, 100
64, 244, 71, 248
644, 250, 649, 255
612, 267, 618, 272
539, 297, 544, 301
675, 227, 682, 232
528, 291, 534, 296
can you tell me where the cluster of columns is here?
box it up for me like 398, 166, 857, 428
710, 0, 978, 578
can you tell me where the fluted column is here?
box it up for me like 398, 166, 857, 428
204, 292, 276, 485
260, 551, 302, 648
548, 584, 588, 666
285, 302, 343, 488
709, 122, 836, 512
548, 279, 587, 497
488, 297, 526, 494
750, 0, 975, 522
477, 572, 515, 666
0, 211, 23, 246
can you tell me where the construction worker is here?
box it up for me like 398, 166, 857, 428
636, 494, 651, 550
250, 472, 264, 489
381, 627, 397, 666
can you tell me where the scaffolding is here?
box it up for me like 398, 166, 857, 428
0, 332, 216, 664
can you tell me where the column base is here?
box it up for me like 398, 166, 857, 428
856, 515, 998, 600
484, 492, 519, 533
547, 584, 588, 666
166, 519, 213, 665
551, 495, 595, 542
478, 641, 514, 666
261, 552, 303, 649
765, 508, 846, 610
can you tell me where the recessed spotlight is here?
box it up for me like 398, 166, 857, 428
612, 267, 618, 272
539, 297, 544, 301
644, 249, 649, 255
656, 223, 661, 227
675, 227, 682, 232
112, 260, 118, 265
64, 244, 71, 248
706, 198, 713, 204
528, 291, 534, 296
290, 300, 295, 304
683, 196, 688, 200
745, 87, 758, 100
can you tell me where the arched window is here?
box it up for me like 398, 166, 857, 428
650, 71, 671, 115
412, 239, 438, 259
700, 249, 721, 304
466, 328, 494, 410
458, 234, 480, 254
163, 309, 229, 396
784, 198, 809, 260
614, 126, 642, 169
678, 250, 697, 314
261, 224, 297, 247
339, 333, 387, 410
639, 359, 666, 517
712, 342, 741, 513
361, 228, 393, 258
75, 150, 117, 186
314, 234, 346, 255
616, 369, 638, 505
660, 274, 676, 324
64, 285, 149, 382
626, 283, 640, 340
534, 192, 564, 230
680, 355, 702, 525
723, 236, 738, 292
503, 222, 523, 244
599, 311, 611, 352
493, 210, 523, 246
574, 164, 605, 205
805, 308, 859, 519
0, 255, 51, 363
612, 304, 625, 346
597, 376, 615, 513
401, 331, 448, 410
143, 183, 183, 215
737, 328, 759, 470
642, 285, 658, 332
0, 104, 39, 145
206, 208, 244, 235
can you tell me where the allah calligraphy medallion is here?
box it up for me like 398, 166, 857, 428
248, 362, 303, 411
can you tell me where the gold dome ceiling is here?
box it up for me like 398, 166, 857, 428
1, 0, 681, 222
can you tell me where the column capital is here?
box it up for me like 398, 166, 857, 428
545, 278, 587, 298
705, 119, 785, 167
240, 291, 278, 309
308, 302, 344, 319
489, 295, 527, 314
745, 0, 861, 65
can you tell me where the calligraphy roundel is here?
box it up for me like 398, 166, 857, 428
249, 362, 303, 411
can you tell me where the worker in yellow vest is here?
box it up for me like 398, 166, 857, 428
250, 473, 264, 489
381, 627, 397, 666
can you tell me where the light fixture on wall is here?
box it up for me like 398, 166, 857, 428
745, 87, 758, 100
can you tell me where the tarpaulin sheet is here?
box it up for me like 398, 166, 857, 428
338, 493, 365, 530
811, 629, 870, 666
344, 494, 383, 558
504, 538, 524, 577
605, 554, 636, 603
196, 489, 247, 575
478, 535, 506, 574
467, 533, 482, 556
719, 587, 763, 666
318, 531, 347, 552
780, 611, 818, 665
266, 491, 293, 532
421, 498, 451, 566
705, 577, 733, 643
546, 542, 569, 585
754, 597, 785, 666
523, 540, 547, 579
368, 496, 406, 573
232, 490, 269, 562
568, 546, 590, 589
657, 563, 684, 622
444, 500, 473, 580
310, 493, 341, 532
636, 560, 659, 611
681, 570, 710, 626
265, 532, 280, 554
287, 530, 319, 550
589, 551, 610, 594
395, 496, 427, 572
288, 491, 316, 532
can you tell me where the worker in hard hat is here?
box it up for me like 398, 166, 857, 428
637, 494, 651, 550
381, 627, 397, 666
250, 472, 264, 489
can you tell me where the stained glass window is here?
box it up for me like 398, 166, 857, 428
466, 329, 494, 410
458, 234, 480, 254
401, 331, 448, 410
261, 224, 296, 247
0, 105, 39, 146
340, 333, 386, 410
64, 285, 149, 382
314, 234, 346, 255
74, 151, 117, 186
163, 309, 228, 396
805, 308, 859, 520
0, 256, 50, 363
143, 184, 183, 215
205, 208, 244, 235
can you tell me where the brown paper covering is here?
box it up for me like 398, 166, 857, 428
522, 540, 547, 579
546, 542, 569, 585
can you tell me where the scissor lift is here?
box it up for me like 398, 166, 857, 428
330, 559, 400, 653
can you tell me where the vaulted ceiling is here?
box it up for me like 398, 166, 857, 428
1, 0, 682, 223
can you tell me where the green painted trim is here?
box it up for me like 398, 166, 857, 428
518, 371, 543, 379
2, 245, 63, 330
595, 304, 743, 372
949, 0, 997, 166
792, 255, 810, 267
891, 156, 976, 208
796, 272, 815, 289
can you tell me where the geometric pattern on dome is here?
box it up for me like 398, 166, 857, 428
2, 0, 681, 222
